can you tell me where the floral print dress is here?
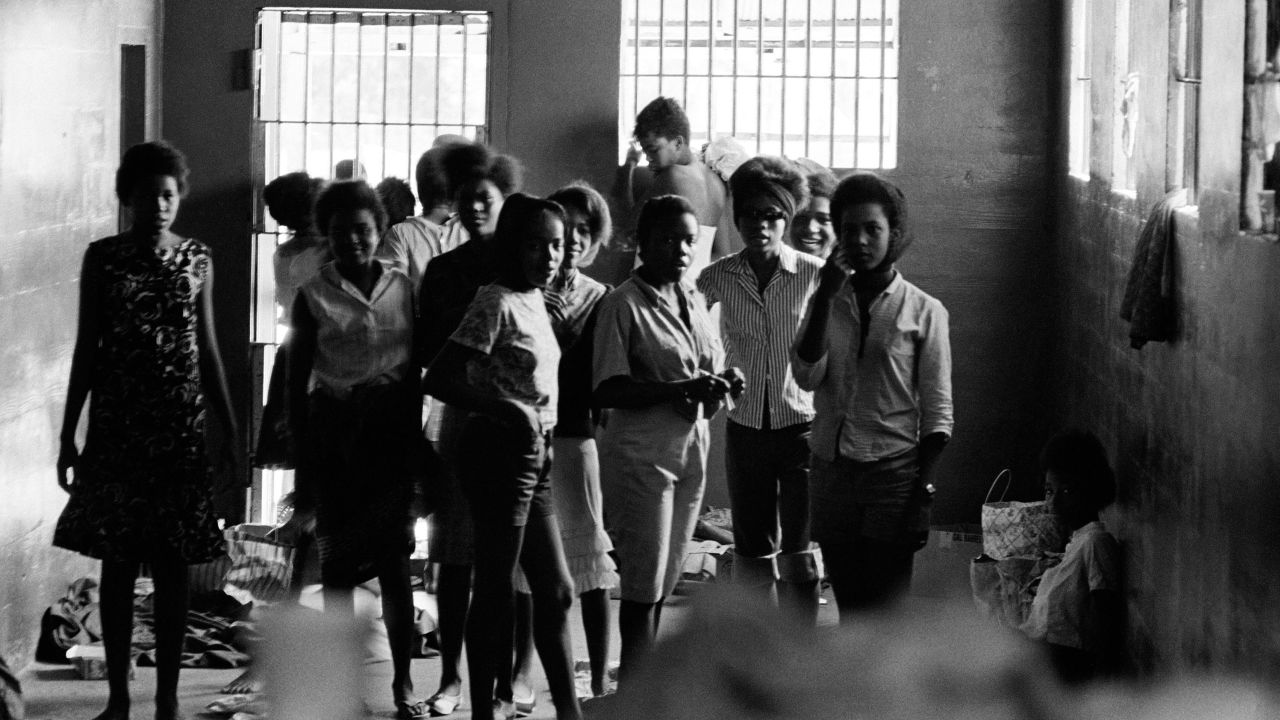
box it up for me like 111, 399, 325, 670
54, 235, 225, 564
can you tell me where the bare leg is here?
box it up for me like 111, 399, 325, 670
377, 552, 419, 708
151, 560, 190, 720
577, 589, 610, 696
466, 523, 522, 720
507, 591, 536, 710
432, 562, 471, 700
519, 513, 581, 720
94, 560, 139, 720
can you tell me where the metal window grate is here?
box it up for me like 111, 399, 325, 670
620, 0, 899, 170
1168, 0, 1199, 199
248, 7, 491, 523
1068, 0, 1091, 177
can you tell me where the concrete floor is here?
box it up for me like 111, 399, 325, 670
18, 533, 981, 719
19, 591, 840, 720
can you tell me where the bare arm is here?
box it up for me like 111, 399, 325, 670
57, 249, 103, 491
199, 260, 239, 444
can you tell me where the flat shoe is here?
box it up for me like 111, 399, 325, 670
396, 699, 430, 720
513, 690, 536, 717
426, 691, 463, 717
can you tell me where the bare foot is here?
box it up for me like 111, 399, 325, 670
220, 667, 263, 694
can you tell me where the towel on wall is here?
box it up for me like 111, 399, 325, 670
1120, 189, 1187, 349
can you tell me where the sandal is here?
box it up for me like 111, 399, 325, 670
396, 699, 430, 720
425, 691, 463, 717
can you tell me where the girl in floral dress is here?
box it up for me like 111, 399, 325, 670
55, 140, 239, 720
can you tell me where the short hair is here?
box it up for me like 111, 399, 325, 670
116, 140, 190, 203
415, 142, 466, 210
442, 142, 523, 198
376, 176, 416, 227
314, 179, 388, 236
806, 168, 839, 201
636, 194, 697, 253
633, 96, 691, 143
728, 156, 810, 221
548, 182, 612, 268
490, 193, 567, 289
829, 172, 907, 235
1040, 429, 1117, 511
264, 171, 321, 231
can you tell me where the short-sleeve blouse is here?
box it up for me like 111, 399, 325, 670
592, 271, 723, 413
451, 283, 561, 431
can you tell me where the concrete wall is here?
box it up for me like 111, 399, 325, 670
161, 0, 1059, 524
0, 0, 160, 668
885, 0, 1061, 522
1054, 0, 1280, 676
160, 0, 622, 517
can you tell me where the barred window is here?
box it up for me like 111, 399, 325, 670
248, 8, 491, 523
619, 0, 899, 170
1068, 0, 1091, 177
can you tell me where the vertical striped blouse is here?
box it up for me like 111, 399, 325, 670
696, 244, 823, 429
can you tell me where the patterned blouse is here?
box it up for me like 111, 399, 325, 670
451, 283, 561, 432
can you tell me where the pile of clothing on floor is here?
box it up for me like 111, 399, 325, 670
35, 576, 253, 672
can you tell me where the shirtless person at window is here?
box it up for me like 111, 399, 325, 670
615, 96, 731, 278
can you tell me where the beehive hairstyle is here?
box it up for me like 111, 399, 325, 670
728, 155, 810, 221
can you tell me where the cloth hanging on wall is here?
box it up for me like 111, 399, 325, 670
1119, 188, 1187, 349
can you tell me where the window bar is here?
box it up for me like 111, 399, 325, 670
853, 0, 862, 167
633, 0, 641, 125
328, 12, 337, 179
461, 14, 470, 135
407, 14, 415, 132
803, 0, 812, 160
828, 1, 836, 168
878, 0, 887, 168
381, 14, 390, 180
276, 13, 286, 166
731, 0, 739, 140
298, 14, 309, 176
781, 0, 788, 156
681, 0, 689, 110
354, 12, 364, 174
707, 0, 715, 142
434, 14, 442, 140
747, 0, 757, 152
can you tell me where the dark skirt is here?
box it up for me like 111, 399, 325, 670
301, 384, 419, 587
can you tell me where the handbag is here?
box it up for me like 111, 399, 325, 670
980, 469, 1061, 560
